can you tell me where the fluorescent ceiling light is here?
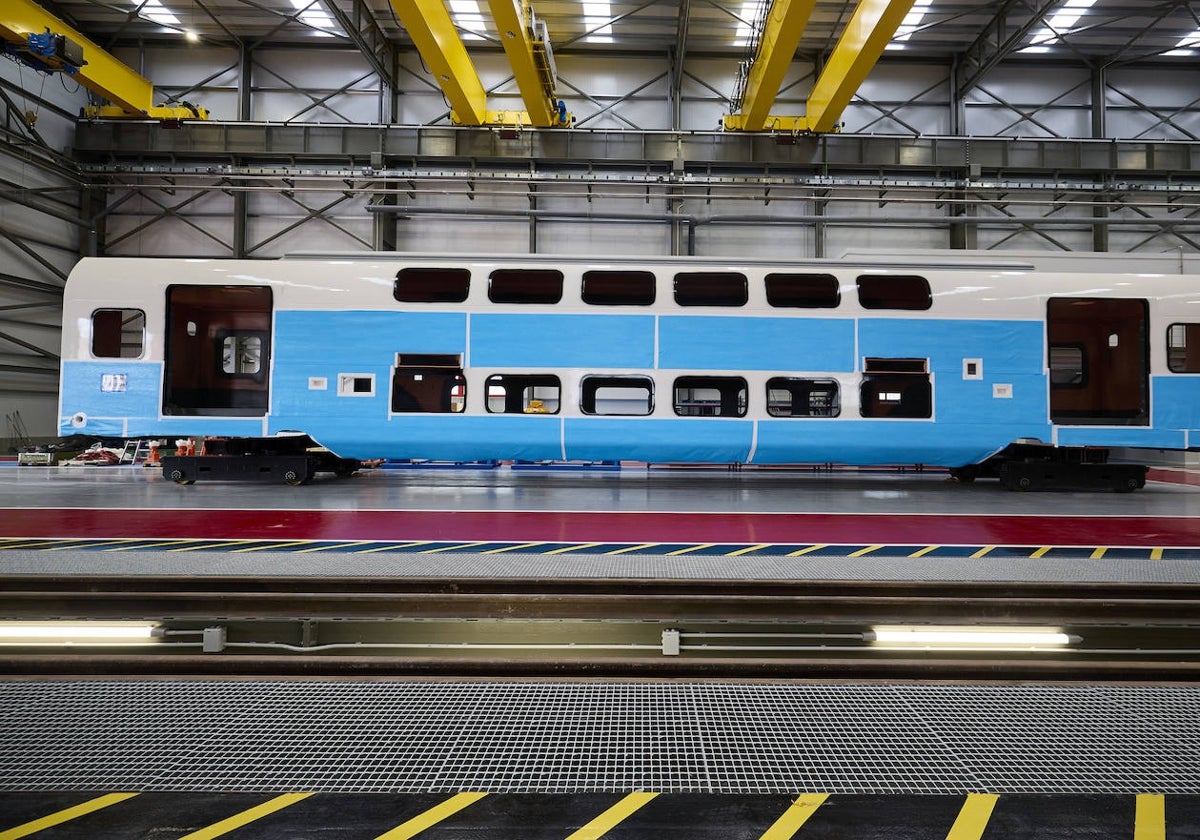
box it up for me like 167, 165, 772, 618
887, 1, 932, 51
1022, 0, 1097, 53
868, 625, 1077, 649
733, 0, 760, 46
136, 0, 180, 26
289, 0, 342, 37
1165, 29, 1200, 57
0, 621, 163, 646
582, 2, 613, 44
450, 0, 488, 41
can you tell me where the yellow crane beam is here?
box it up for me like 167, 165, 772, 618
724, 0, 817, 131
387, 0, 488, 125
803, 0, 916, 132
485, 0, 561, 127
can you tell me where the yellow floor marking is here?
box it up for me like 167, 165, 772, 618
1135, 793, 1165, 840
0, 539, 66, 550
785, 544, 829, 557
103, 539, 194, 552
758, 792, 829, 840
544, 542, 601, 555
354, 541, 429, 554
849, 545, 884, 557
374, 792, 487, 840
419, 541, 488, 554
1090, 547, 1108, 560
605, 543, 659, 555
295, 541, 374, 553
667, 543, 715, 556
970, 546, 995, 559
1150, 548, 1164, 560
178, 792, 313, 840
726, 543, 770, 556
908, 545, 940, 558
1030, 546, 1053, 558
944, 793, 999, 840
564, 792, 660, 840
168, 540, 262, 553
232, 540, 316, 553
480, 542, 544, 555
0, 792, 139, 840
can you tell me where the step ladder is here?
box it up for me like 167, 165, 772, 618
120, 439, 153, 464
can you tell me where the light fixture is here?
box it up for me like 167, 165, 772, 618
868, 625, 1078, 650
184, 30, 199, 42
0, 621, 164, 646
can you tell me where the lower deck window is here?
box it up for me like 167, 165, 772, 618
486, 374, 561, 414
581, 376, 653, 416
767, 378, 840, 417
1168, 323, 1200, 373
392, 354, 465, 413
860, 358, 931, 418
673, 376, 747, 417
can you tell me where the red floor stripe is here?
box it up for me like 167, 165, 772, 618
3, 508, 1200, 547
1147, 467, 1200, 488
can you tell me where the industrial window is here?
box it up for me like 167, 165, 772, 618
673, 376, 747, 417
767, 378, 840, 417
580, 376, 653, 416
394, 267, 470, 303
391, 353, 466, 413
1168, 323, 1200, 373
765, 273, 839, 308
674, 272, 748, 307
857, 275, 932, 310
218, 331, 266, 379
860, 358, 931, 418
582, 270, 656, 306
489, 269, 564, 304
91, 308, 145, 358
1049, 344, 1087, 387
486, 374, 561, 414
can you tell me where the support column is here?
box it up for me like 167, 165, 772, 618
232, 189, 248, 258
1091, 65, 1106, 139
237, 43, 254, 121
372, 191, 397, 252
80, 186, 107, 258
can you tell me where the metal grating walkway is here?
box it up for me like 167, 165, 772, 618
2, 681, 1197, 794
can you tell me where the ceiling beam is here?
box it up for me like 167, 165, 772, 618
956, 0, 1060, 99
387, 0, 488, 125
486, 0, 564, 126
725, 0, 818, 131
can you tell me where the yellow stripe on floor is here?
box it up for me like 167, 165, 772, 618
944, 793, 999, 840
970, 546, 995, 559
908, 545, 939, 557
374, 792, 487, 840
0, 793, 139, 840
295, 541, 374, 553
544, 542, 601, 555
605, 543, 659, 555
727, 543, 769, 556
785, 544, 828, 557
564, 792, 659, 840
758, 792, 829, 840
179, 792, 313, 839
232, 540, 316, 553
355, 541, 429, 554
848, 545, 883, 557
667, 543, 714, 556
1134, 793, 1165, 840
102, 539, 199, 552
1030, 546, 1052, 558
480, 542, 544, 555
419, 541, 487, 554
1090, 547, 1108, 560
1150, 548, 1164, 560
168, 540, 261, 553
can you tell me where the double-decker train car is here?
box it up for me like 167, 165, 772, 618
58, 252, 1200, 489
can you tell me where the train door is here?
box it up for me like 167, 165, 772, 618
163, 285, 272, 416
1047, 297, 1148, 426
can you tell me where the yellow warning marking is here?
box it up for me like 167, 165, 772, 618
480, 542, 543, 555
726, 543, 769, 556
103, 539, 195, 552
42, 540, 110, 552
1030, 546, 1052, 559
0, 539, 68, 551
785, 544, 829, 557
232, 540, 316, 553
758, 792, 829, 840
545, 542, 601, 555
179, 792, 313, 840
667, 543, 715, 556
295, 541, 374, 554
1134, 793, 1165, 840
419, 541, 488, 554
374, 791, 487, 840
0, 792, 139, 840
354, 541, 429, 555
605, 543, 659, 555
168, 540, 262, 553
564, 792, 659, 840
1090, 547, 1108, 560
908, 545, 939, 558
970, 546, 995, 559
849, 545, 884, 557
944, 793, 999, 840
1150, 548, 1164, 560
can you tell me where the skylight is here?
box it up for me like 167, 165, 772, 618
582, 2, 613, 44
886, 0, 932, 50
289, 0, 343, 37
138, 0, 180, 27
1164, 29, 1200, 57
450, 0, 489, 41
1022, 0, 1097, 53
733, 0, 762, 46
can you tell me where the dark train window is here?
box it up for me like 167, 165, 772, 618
1168, 323, 1200, 373
674, 272, 748, 307
673, 376, 747, 417
91, 308, 145, 358
489, 269, 563, 304
765, 273, 839, 308
582, 270, 656, 306
860, 358, 931, 418
580, 376, 653, 416
391, 354, 465, 413
857, 274, 932, 310
1049, 344, 1087, 387
767, 378, 840, 417
394, 267, 470, 303
486, 374, 561, 414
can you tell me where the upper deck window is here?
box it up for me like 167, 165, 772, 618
394, 268, 470, 303
857, 275, 932, 310
674, 272, 748, 307
582, 270, 656, 306
765, 273, 840, 308
489, 269, 564, 304
91, 309, 145, 358
1168, 323, 1200, 373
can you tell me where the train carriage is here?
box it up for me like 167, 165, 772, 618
57, 253, 1200, 489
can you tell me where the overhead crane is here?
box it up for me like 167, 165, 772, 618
0, 0, 207, 121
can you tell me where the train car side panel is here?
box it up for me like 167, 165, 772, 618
657, 316, 855, 372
